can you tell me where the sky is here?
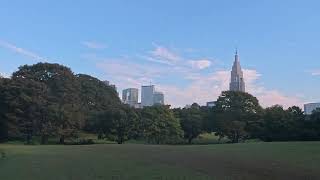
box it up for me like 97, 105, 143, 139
1, 0, 320, 108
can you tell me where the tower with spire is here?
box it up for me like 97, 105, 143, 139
229, 49, 245, 92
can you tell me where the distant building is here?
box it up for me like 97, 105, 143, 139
141, 85, 155, 107
304, 103, 320, 115
103, 80, 110, 86
103, 80, 117, 91
141, 85, 165, 107
229, 50, 245, 92
122, 88, 139, 107
206, 101, 216, 107
133, 103, 142, 109
184, 104, 191, 109
153, 91, 164, 105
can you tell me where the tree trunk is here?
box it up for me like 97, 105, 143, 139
26, 134, 32, 144
188, 137, 193, 144
117, 137, 123, 144
59, 136, 65, 144
41, 135, 48, 144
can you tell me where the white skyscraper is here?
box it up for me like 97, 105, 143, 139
153, 91, 164, 105
141, 85, 155, 107
122, 88, 139, 107
229, 50, 245, 92
304, 103, 320, 115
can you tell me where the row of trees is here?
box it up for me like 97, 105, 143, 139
1, 62, 320, 144
174, 91, 320, 143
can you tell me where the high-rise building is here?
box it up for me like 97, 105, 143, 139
229, 50, 245, 92
122, 88, 139, 106
141, 85, 155, 107
206, 101, 216, 107
153, 91, 164, 105
103, 80, 117, 91
304, 103, 320, 115
103, 80, 110, 86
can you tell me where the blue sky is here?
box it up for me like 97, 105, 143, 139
1, 0, 320, 107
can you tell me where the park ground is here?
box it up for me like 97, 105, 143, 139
1, 142, 320, 180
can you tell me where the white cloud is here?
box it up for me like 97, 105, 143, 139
145, 45, 213, 71
188, 59, 212, 69
0, 72, 10, 78
311, 70, 320, 76
148, 45, 181, 65
0, 40, 47, 61
82, 41, 107, 49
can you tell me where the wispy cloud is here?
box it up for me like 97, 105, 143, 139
0, 72, 10, 78
147, 45, 181, 65
0, 40, 47, 61
188, 59, 212, 70
144, 44, 214, 70
310, 70, 320, 76
82, 41, 107, 50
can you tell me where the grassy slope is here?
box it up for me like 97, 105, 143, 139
1, 142, 320, 180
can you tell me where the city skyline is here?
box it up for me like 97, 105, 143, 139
1, 1, 320, 108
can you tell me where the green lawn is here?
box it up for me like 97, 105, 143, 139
1, 142, 320, 180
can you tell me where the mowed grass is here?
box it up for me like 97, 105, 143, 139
1, 142, 320, 180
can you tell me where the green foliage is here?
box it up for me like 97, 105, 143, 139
92, 105, 138, 144
0, 63, 120, 144
76, 74, 121, 132
174, 104, 204, 144
141, 105, 183, 144
258, 105, 297, 141
213, 91, 263, 143
0, 77, 9, 142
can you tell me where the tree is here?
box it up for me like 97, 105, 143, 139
176, 104, 203, 144
260, 105, 289, 141
0, 77, 9, 142
141, 105, 183, 144
257, 105, 306, 141
76, 74, 121, 133
303, 108, 320, 140
286, 106, 305, 140
0, 77, 50, 144
93, 105, 138, 144
213, 91, 263, 143
12, 63, 82, 144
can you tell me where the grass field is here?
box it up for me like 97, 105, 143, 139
1, 142, 320, 180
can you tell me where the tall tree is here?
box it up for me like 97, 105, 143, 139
141, 105, 183, 144
0, 77, 49, 143
176, 104, 203, 144
12, 63, 82, 144
213, 91, 263, 143
0, 77, 9, 142
76, 74, 121, 132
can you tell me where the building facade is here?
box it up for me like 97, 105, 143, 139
103, 80, 117, 91
141, 85, 155, 107
229, 50, 245, 92
153, 91, 164, 105
206, 101, 216, 107
122, 88, 139, 107
141, 85, 165, 107
304, 103, 320, 115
